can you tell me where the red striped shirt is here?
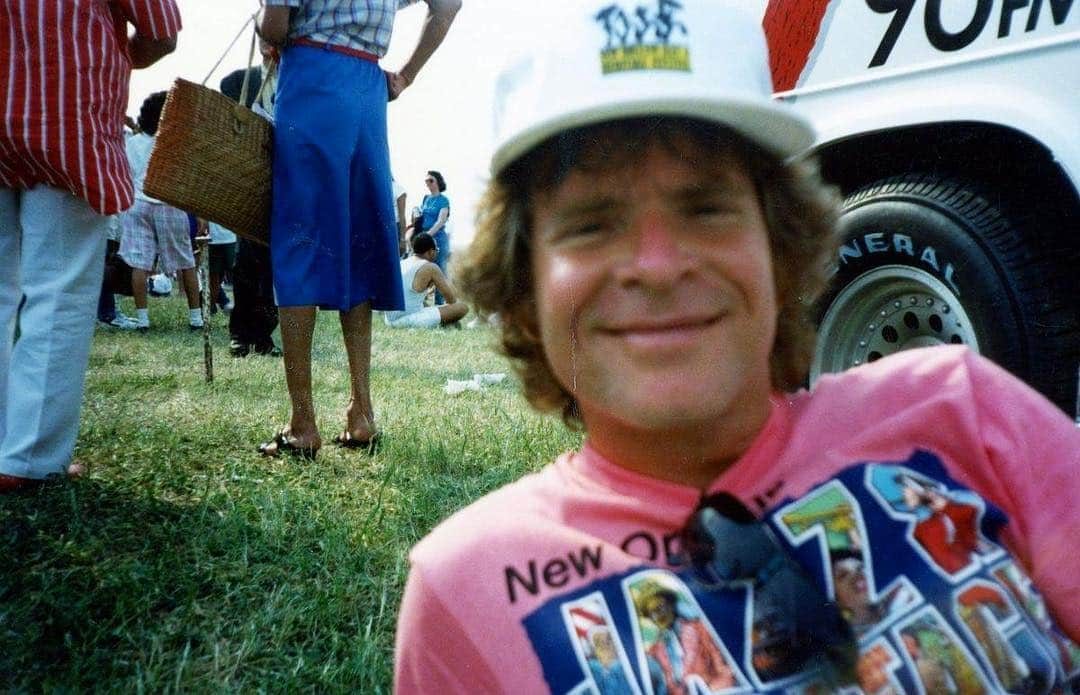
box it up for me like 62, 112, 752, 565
0, 0, 181, 215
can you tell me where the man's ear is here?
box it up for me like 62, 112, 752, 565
509, 299, 541, 342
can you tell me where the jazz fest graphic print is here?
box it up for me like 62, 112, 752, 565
521, 451, 1080, 693
594, 0, 690, 74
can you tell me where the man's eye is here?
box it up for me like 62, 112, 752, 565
689, 202, 732, 218
555, 219, 611, 242
573, 221, 607, 236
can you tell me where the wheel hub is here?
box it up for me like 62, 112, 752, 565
811, 265, 980, 383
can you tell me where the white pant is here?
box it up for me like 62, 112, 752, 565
0, 185, 107, 479
383, 305, 442, 329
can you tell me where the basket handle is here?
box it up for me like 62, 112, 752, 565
201, 13, 257, 88
197, 12, 275, 126
236, 21, 276, 116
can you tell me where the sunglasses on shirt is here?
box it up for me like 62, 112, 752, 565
677, 492, 858, 686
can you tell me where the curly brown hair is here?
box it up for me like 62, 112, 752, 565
456, 117, 840, 427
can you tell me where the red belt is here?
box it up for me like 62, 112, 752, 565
291, 37, 379, 64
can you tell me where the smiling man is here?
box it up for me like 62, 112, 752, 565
393, 1, 1080, 692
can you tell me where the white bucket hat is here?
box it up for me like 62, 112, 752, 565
490, 0, 814, 175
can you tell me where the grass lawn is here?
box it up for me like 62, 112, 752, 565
1, 295, 582, 692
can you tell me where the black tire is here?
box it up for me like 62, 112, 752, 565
812, 174, 1079, 415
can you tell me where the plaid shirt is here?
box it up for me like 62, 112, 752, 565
265, 0, 420, 58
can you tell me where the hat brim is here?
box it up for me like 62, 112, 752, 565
491, 97, 815, 176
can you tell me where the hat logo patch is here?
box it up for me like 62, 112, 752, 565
594, 0, 690, 75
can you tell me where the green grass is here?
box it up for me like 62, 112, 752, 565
1, 296, 582, 692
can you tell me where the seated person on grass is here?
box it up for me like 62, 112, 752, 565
383, 232, 468, 329
393, 1, 1080, 692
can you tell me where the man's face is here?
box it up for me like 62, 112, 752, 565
591, 629, 617, 666
644, 595, 676, 630
530, 143, 778, 432
832, 557, 870, 612
900, 483, 922, 510
925, 489, 948, 512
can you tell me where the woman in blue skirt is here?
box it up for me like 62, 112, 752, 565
258, 0, 461, 459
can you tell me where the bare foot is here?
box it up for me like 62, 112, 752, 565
344, 400, 378, 442
257, 427, 321, 459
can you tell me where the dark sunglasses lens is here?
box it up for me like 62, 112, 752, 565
680, 494, 857, 684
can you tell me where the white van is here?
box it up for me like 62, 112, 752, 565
756, 0, 1079, 416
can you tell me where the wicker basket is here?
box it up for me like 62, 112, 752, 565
144, 77, 272, 245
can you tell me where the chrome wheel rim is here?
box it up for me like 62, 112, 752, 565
811, 265, 980, 383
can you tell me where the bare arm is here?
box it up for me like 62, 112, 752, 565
427, 263, 458, 305
386, 0, 462, 100
426, 207, 449, 235
129, 33, 176, 69
396, 193, 407, 242
258, 6, 291, 49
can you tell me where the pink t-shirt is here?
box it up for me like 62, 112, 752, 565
395, 347, 1080, 692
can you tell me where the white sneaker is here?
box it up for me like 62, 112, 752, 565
101, 315, 140, 330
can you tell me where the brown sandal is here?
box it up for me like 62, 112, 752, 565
332, 431, 381, 455
257, 430, 319, 461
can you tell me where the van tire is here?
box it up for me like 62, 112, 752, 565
811, 174, 1079, 415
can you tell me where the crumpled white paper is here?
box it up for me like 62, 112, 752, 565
445, 373, 508, 395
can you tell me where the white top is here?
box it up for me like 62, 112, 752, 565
392, 179, 406, 221
125, 132, 162, 204
399, 255, 430, 314
208, 222, 237, 245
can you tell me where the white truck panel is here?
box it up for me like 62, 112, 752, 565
792, 39, 1080, 185
746, 0, 1079, 180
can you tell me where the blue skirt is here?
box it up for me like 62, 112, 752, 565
270, 45, 404, 312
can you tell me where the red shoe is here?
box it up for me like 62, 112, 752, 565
0, 473, 42, 493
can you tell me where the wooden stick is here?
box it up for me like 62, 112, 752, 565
197, 234, 214, 383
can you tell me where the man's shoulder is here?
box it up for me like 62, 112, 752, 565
405, 257, 438, 277
787, 345, 1053, 445
804, 345, 981, 405
773, 346, 981, 445
220, 68, 261, 105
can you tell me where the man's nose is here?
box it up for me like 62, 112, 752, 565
616, 210, 692, 287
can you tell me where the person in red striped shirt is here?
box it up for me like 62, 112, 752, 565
0, 0, 182, 493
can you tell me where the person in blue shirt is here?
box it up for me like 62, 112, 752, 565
419, 170, 451, 304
